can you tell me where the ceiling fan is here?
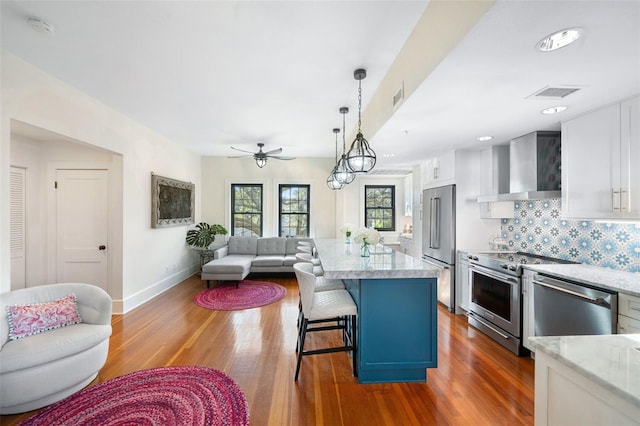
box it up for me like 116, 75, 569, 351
229, 143, 296, 168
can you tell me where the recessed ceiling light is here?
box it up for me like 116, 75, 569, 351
476, 136, 493, 142
382, 153, 396, 158
537, 28, 582, 52
26, 16, 56, 34
541, 106, 568, 115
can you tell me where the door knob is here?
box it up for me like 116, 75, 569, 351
98, 245, 107, 250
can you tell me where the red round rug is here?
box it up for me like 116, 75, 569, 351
19, 366, 249, 426
194, 280, 286, 311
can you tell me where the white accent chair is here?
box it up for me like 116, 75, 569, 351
293, 263, 357, 381
0, 283, 112, 414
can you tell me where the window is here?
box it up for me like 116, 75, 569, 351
365, 185, 395, 231
231, 184, 263, 236
279, 184, 310, 237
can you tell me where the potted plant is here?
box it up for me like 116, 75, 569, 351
185, 222, 228, 249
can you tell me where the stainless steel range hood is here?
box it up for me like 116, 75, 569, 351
477, 131, 561, 202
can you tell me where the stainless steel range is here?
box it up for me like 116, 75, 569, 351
466, 252, 574, 355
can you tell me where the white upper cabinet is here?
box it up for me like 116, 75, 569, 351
561, 95, 640, 219
421, 150, 455, 189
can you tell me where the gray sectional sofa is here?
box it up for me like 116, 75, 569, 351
201, 236, 313, 285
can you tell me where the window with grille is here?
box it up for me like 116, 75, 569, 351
231, 184, 263, 236
279, 184, 310, 237
364, 185, 395, 231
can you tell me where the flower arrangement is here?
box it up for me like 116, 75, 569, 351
339, 223, 354, 238
353, 227, 380, 246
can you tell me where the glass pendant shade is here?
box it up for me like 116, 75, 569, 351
346, 132, 376, 173
255, 157, 267, 168
326, 167, 344, 190
346, 68, 376, 173
327, 127, 345, 190
334, 155, 356, 184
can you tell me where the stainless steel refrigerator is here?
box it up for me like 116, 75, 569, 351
422, 184, 456, 312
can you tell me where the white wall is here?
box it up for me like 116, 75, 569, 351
201, 156, 338, 238
339, 174, 412, 245
1, 52, 201, 313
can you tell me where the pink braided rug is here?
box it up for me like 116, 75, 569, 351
19, 366, 249, 426
194, 280, 286, 311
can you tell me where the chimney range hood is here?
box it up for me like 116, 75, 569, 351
477, 131, 561, 202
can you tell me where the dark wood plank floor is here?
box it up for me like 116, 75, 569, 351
2, 275, 535, 425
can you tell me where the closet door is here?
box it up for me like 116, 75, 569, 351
10, 166, 26, 289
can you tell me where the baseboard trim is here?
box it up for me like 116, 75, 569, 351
112, 264, 200, 314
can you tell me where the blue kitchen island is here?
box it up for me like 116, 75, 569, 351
314, 239, 441, 384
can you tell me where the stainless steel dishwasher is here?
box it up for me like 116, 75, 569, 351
533, 273, 617, 336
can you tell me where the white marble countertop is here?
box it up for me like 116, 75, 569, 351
523, 264, 640, 297
314, 238, 440, 280
529, 334, 640, 407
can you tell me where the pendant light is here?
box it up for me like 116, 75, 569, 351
333, 106, 356, 184
326, 128, 345, 190
346, 68, 376, 173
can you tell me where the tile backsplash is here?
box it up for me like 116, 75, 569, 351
501, 199, 640, 273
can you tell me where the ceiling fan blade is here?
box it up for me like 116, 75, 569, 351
230, 146, 256, 154
263, 147, 283, 156
270, 156, 296, 161
227, 154, 253, 158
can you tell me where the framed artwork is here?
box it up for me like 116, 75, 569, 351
151, 173, 195, 228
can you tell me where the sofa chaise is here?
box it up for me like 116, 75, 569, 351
0, 283, 112, 414
201, 236, 313, 286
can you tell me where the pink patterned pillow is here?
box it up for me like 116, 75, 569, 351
6, 294, 83, 340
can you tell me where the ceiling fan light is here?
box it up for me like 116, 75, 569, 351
346, 133, 376, 173
255, 157, 267, 168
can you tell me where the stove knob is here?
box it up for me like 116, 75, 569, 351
509, 265, 517, 271
500, 264, 509, 270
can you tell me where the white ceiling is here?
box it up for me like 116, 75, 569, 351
2, 1, 639, 171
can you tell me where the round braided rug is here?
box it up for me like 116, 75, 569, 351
20, 366, 249, 426
194, 280, 286, 311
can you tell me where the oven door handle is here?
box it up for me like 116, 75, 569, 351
469, 264, 518, 284
533, 279, 607, 305
466, 312, 510, 339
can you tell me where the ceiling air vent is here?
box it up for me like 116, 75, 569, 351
367, 169, 411, 176
392, 82, 404, 110
527, 85, 583, 100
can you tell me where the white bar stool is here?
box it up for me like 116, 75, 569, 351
293, 262, 357, 381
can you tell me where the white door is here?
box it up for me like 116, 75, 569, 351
56, 169, 109, 291
10, 167, 26, 290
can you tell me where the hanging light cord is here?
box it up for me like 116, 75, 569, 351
342, 109, 347, 154
334, 129, 340, 163
357, 78, 362, 133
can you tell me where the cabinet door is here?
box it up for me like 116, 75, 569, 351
618, 315, 640, 334
618, 292, 640, 320
562, 103, 621, 218
620, 96, 640, 218
455, 251, 470, 314
522, 269, 535, 352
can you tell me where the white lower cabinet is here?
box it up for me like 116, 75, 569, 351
455, 251, 470, 314
618, 292, 640, 334
535, 350, 640, 426
522, 269, 535, 352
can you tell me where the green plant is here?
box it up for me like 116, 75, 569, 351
185, 222, 228, 248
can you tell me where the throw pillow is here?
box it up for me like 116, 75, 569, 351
7, 294, 83, 340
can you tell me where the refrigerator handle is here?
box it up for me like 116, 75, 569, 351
430, 197, 441, 249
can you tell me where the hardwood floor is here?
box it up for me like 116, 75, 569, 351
2, 275, 535, 425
